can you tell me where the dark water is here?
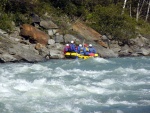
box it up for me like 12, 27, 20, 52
0, 57, 150, 113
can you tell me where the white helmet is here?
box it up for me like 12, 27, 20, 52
89, 44, 92, 47
71, 41, 74, 43
66, 44, 69, 46
79, 44, 82, 47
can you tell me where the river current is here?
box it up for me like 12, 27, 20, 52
0, 57, 150, 113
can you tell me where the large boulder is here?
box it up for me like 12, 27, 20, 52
20, 24, 49, 46
72, 21, 108, 48
0, 32, 44, 63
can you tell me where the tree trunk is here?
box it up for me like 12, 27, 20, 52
122, 0, 127, 15
146, 0, 150, 21
136, 0, 140, 21
130, 4, 132, 17
136, 0, 145, 21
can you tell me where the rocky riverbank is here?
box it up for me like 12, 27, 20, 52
0, 15, 150, 63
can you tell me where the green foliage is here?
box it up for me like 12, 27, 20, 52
86, 5, 137, 41
0, 0, 9, 11
136, 19, 150, 35
0, 13, 13, 31
12, 13, 31, 26
64, 3, 78, 16
0, 0, 150, 41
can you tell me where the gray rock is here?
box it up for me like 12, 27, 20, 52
53, 35, 64, 43
48, 29, 58, 36
0, 53, 17, 62
64, 34, 81, 44
0, 29, 9, 38
40, 20, 58, 29
31, 13, 40, 23
96, 46, 118, 58
136, 47, 150, 56
38, 47, 50, 57
49, 49, 64, 59
9, 27, 20, 38
48, 39, 55, 45
47, 43, 64, 51
129, 35, 150, 47
110, 43, 121, 54
141, 48, 150, 55
119, 44, 133, 56
12, 44, 44, 62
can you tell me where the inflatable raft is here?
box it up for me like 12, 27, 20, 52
65, 52, 98, 60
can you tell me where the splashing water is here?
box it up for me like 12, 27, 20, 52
0, 57, 150, 113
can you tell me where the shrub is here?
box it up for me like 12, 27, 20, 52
0, 13, 13, 31
86, 4, 137, 41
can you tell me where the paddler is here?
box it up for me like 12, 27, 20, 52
69, 41, 77, 52
64, 44, 70, 54
77, 44, 86, 55
88, 44, 96, 53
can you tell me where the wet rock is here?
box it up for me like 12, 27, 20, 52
49, 49, 64, 59
0, 53, 17, 63
136, 47, 150, 56
119, 45, 133, 56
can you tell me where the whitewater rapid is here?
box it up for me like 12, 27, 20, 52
0, 57, 150, 113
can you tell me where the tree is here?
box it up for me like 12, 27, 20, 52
122, 0, 127, 15
145, 0, 150, 21
136, 0, 145, 21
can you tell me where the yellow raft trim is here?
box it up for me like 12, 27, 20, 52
65, 52, 98, 59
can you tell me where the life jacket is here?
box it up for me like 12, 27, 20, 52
85, 47, 89, 52
69, 44, 76, 52
78, 47, 86, 54
88, 47, 96, 53
80, 47, 84, 52
64, 46, 70, 53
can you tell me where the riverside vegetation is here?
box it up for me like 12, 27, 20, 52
0, 0, 150, 63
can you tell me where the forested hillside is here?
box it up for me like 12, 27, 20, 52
1, 0, 150, 41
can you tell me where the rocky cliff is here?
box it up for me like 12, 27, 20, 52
0, 17, 150, 63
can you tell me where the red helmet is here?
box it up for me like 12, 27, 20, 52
84, 44, 88, 47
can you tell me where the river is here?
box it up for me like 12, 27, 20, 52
0, 57, 150, 113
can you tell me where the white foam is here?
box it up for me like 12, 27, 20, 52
74, 84, 106, 95
124, 80, 150, 86
93, 112, 102, 113
67, 69, 111, 78
63, 104, 81, 113
115, 67, 150, 75
106, 98, 138, 106
0, 58, 149, 112
98, 79, 115, 87
13, 79, 32, 92
52, 67, 70, 77
93, 57, 110, 63
0, 83, 10, 93
74, 98, 99, 105
15, 64, 50, 74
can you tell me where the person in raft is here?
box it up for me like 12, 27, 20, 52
64, 44, 70, 54
77, 44, 86, 55
68, 40, 77, 52
88, 44, 96, 56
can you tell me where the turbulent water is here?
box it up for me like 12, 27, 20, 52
0, 57, 150, 113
